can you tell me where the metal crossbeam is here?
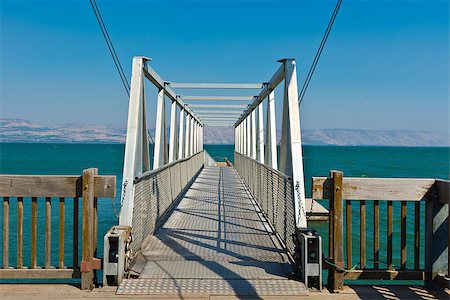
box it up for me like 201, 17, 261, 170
143, 63, 202, 125
234, 63, 285, 126
169, 83, 264, 89
193, 110, 243, 114
181, 96, 254, 101
188, 104, 248, 109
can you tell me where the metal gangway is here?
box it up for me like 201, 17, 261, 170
104, 56, 318, 297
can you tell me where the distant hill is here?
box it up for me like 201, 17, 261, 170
1, 119, 448, 147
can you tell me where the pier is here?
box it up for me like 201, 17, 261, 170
1, 57, 448, 298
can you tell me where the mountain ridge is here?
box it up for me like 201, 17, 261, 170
1, 119, 448, 147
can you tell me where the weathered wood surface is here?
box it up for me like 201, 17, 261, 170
414, 201, 420, 270
0, 269, 80, 279
360, 201, 366, 269
59, 197, 65, 268
343, 270, 426, 280
0, 175, 116, 198
329, 171, 344, 291
3, 197, 9, 268
31, 197, 37, 268
81, 168, 96, 290
1, 283, 448, 300
401, 201, 407, 269
345, 200, 352, 270
435, 179, 449, 204
373, 200, 379, 269
45, 197, 51, 269
17, 197, 23, 269
312, 177, 435, 201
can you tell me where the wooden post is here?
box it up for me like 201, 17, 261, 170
45, 197, 51, 269
59, 197, 65, 269
31, 197, 37, 269
328, 170, 344, 291
81, 168, 96, 290
3, 197, 9, 268
17, 197, 23, 269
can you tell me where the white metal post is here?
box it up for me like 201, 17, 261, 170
265, 90, 278, 169
178, 108, 185, 159
153, 87, 167, 169
246, 117, 251, 157
120, 56, 149, 226
251, 110, 257, 159
185, 114, 191, 157
193, 121, 198, 154
278, 59, 306, 228
168, 100, 178, 163
190, 117, 195, 156
257, 102, 265, 163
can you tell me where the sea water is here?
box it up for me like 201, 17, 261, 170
0, 143, 448, 283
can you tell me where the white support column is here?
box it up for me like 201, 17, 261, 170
178, 108, 185, 159
193, 121, 198, 154
153, 87, 167, 170
265, 90, 278, 169
202, 126, 204, 150
257, 102, 265, 163
241, 123, 243, 153
120, 56, 149, 226
190, 117, 195, 156
168, 100, 178, 163
234, 127, 238, 152
243, 119, 247, 155
246, 117, 251, 156
185, 114, 191, 157
278, 59, 306, 228
251, 110, 257, 159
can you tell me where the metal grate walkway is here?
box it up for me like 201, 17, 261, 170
117, 166, 307, 297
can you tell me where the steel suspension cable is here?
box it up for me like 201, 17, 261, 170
298, 0, 343, 106
89, 0, 130, 96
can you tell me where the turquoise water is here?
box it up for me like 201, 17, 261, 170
0, 143, 448, 283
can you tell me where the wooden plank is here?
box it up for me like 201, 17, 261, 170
343, 270, 425, 280
330, 171, 344, 291
401, 201, 407, 269
3, 197, 9, 268
360, 200, 366, 269
17, 197, 23, 269
73, 197, 79, 267
374, 200, 379, 269
387, 201, 393, 270
45, 197, 51, 269
414, 201, 420, 270
312, 177, 434, 201
435, 180, 449, 204
59, 197, 65, 269
31, 197, 37, 269
81, 168, 95, 290
0, 175, 115, 198
346, 200, 352, 270
0, 269, 80, 279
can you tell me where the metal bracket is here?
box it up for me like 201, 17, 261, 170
80, 257, 101, 272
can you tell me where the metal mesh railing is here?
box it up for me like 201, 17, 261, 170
234, 152, 296, 256
130, 151, 204, 254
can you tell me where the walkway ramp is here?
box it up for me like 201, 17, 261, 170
117, 166, 307, 297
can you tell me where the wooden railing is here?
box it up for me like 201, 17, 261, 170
312, 171, 449, 291
0, 168, 116, 290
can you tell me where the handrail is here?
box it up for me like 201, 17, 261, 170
0, 169, 116, 290
135, 150, 204, 183
313, 171, 449, 292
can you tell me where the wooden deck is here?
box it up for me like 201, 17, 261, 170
0, 284, 448, 300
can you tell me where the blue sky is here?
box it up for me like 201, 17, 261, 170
0, 0, 448, 134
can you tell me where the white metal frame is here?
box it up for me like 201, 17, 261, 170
119, 57, 204, 227
234, 59, 307, 228
120, 56, 307, 229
